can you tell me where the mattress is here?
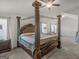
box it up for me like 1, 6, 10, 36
19, 33, 57, 44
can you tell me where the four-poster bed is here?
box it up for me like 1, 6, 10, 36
16, 15, 61, 58
16, 0, 61, 59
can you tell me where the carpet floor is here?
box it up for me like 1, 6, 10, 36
0, 37, 79, 59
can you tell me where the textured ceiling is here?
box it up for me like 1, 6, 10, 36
0, 0, 79, 16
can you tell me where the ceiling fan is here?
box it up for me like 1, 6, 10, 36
37, 0, 60, 9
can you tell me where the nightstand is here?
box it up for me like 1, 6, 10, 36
0, 40, 11, 53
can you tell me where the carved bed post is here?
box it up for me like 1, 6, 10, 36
32, 1, 41, 59
57, 15, 61, 49
16, 16, 21, 47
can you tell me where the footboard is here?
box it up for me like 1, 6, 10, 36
40, 40, 58, 57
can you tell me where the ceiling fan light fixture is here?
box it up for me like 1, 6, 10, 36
46, 2, 52, 8
37, 0, 60, 9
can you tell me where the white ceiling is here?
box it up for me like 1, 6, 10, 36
0, 0, 79, 16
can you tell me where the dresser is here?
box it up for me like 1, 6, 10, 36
0, 40, 11, 53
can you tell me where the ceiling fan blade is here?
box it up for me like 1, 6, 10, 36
52, 4, 60, 6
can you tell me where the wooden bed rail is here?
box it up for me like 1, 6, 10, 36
21, 15, 57, 20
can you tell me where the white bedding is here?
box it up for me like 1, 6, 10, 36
20, 33, 57, 44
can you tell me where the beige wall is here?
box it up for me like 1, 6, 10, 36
61, 13, 78, 37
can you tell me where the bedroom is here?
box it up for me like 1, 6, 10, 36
0, 0, 79, 59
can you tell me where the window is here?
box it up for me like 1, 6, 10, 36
0, 19, 8, 40
41, 23, 48, 34
51, 24, 57, 33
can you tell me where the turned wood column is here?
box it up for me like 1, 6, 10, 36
32, 1, 41, 59
16, 16, 21, 47
57, 15, 61, 49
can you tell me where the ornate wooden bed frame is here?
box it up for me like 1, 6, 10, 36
16, 1, 61, 59
16, 15, 61, 58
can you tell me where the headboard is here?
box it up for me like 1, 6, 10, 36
20, 24, 35, 34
